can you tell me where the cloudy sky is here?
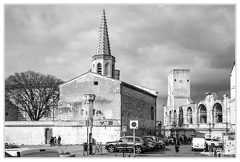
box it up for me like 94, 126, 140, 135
5, 4, 235, 121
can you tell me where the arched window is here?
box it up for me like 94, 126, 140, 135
187, 107, 193, 124
173, 110, 177, 125
97, 63, 102, 74
213, 103, 223, 123
169, 111, 172, 125
198, 104, 207, 123
151, 107, 154, 120
112, 64, 115, 77
178, 108, 183, 126
105, 63, 109, 76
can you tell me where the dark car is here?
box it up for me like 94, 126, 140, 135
144, 136, 165, 149
143, 137, 158, 151
105, 136, 148, 154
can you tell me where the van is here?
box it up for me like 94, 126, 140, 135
191, 137, 205, 151
5, 148, 60, 157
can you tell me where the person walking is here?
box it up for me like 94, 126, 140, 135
175, 139, 180, 153
54, 137, 57, 145
57, 136, 61, 146
205, 142, 209, 152
50, 137, 54, 147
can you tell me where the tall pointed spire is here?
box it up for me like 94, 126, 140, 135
96, 9, 111, 55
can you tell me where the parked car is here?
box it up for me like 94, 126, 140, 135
191, 137, 205, 151
158, 139, 166, 149
158, 137, 169, 145
105, 136, 148, 154
144, 135, 165, 149
143, 137, 158, 151
205, 138, 223, 148
5, 147, 60, 157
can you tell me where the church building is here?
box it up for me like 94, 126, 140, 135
56, 10, 158, 141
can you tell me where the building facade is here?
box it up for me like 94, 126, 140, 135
164, 69, 234, 139
57, 9, 158, 139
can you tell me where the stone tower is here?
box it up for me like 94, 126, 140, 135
167, 69, 190, 125
92, 9, 120, 79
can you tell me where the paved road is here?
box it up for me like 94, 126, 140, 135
21, 144, 203, 157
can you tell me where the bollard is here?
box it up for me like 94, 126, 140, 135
83, 142, 88, 152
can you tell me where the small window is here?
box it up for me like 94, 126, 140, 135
151, 107, 154, 120
97, 63, 102, 74
6, 112, 8, 116
187, 79, 189, 82
174, 79, 176, 81
94, 81, 98, 85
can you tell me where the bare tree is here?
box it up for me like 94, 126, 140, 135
5, 71, 63, 121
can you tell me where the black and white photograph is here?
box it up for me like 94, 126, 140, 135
3, 2, 236, 158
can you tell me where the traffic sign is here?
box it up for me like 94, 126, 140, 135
130, 120, 138, 129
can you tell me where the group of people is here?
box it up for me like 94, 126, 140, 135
168, 136, 192, 145
50, 135, 61, 146
204, 142, 221, 157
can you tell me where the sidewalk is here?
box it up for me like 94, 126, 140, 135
18, 144, 106, 157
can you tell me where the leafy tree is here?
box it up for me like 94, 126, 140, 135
5, 71, 63, 121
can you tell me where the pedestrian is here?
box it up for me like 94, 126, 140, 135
205, 142, 209, 152
50, 137, 54, 147
54, 137, 57, 145
175, 139, 180, 153
184, 136, 187, 145
58, 136, 61, 146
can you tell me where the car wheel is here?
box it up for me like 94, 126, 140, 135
107, 145, 115, 153
135, 146, 143, 154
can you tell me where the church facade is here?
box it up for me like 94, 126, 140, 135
57, 9, 158, 138
163, 68, 235, 139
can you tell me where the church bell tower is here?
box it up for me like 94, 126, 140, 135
91, 9, 120, 80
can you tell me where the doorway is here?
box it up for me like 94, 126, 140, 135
45, 128, 52, 144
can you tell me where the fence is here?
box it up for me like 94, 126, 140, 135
83, 142, 103, 156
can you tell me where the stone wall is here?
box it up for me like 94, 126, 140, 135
121, 84, 156, 136
171, 69, 190, 98
5, 121, 121, 145
58, 72, 121, 121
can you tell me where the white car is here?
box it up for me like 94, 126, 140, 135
205, 138, 223, 148
191, 137, 205, 151
5, 147, 60, 157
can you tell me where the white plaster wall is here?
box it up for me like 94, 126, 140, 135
5, 121, 121, 145
5, 127, 45, 145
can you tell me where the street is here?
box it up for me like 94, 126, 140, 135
23, 144, 204, 157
